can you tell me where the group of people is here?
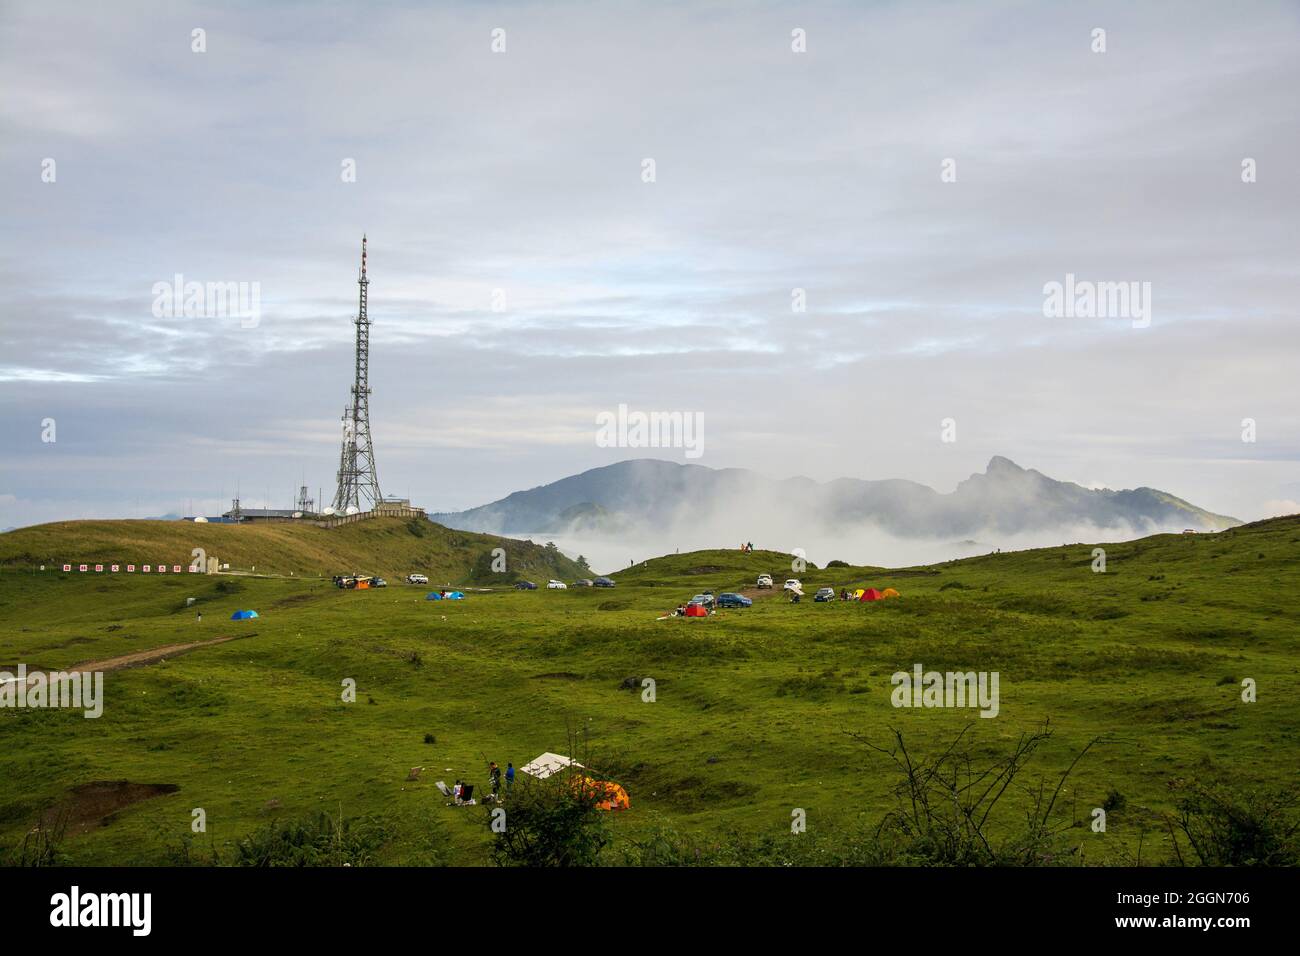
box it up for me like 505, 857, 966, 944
451, 760, 516, 806
739, 541, 754, 553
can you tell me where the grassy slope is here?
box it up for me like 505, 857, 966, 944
0, 517, 588, 585
613, 548, 825, 586
0, 517, 1296, 865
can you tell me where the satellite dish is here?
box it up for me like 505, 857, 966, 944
345, 506, 360, 516
194, 516, 209, 523
323, 507, 337, 516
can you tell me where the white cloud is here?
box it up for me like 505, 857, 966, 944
0, 0, 1296, 534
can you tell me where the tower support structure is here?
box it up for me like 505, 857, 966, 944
331, 235, 382, 513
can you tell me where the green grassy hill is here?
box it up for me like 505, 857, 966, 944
612, 548, 825, 587
0, 517, 588, 586
0, 517, 1295, 866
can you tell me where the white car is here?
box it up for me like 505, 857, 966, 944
546, 580, 567, 590
783, 578, 802, 591
757, 574, 773, 588
407, 573, 428, 585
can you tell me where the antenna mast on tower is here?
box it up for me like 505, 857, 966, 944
331, 235, 382, 513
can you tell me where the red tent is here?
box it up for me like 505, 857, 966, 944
684, 603, 708, 617
859, 588, 883, 602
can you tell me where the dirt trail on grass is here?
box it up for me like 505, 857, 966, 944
1, 634, 244, 685
70, 633, 244, 672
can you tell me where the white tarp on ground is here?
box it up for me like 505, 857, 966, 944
520, 752, 586, 779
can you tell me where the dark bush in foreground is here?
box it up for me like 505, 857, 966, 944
1, 812, 68, 868
1168, 781, 1300, 866
485, 771, 609, 867
233, 811, 390, 867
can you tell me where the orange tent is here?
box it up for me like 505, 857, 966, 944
881, 587, 900, 598
571, 775, 631, 811
859, 588, 883, 601
684, 603, 708, 617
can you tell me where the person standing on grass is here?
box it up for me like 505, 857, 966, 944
505, 762, 515, 795
490, 762, 502, 799
197, 610, 202, 624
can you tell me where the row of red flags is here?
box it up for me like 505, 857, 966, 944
58, 563, 194, 573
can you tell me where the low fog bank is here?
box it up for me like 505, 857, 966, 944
520, 515, 1177, 577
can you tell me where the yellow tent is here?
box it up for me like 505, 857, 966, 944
571, 775, 630, 811
852, 588, 865, 599
881, 587, 900, 598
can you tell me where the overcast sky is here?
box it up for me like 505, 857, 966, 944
1, 0, 1298, 531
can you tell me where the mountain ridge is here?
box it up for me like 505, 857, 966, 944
430, 456, 1240, 539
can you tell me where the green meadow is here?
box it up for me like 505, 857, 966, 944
0, 515, 1297, 865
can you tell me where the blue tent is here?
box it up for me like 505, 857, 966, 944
447, 591, 465, 600
230, 609, 259, 620
425, 592, 443, 601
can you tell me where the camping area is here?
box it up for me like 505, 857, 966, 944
1, 514, 1296, 867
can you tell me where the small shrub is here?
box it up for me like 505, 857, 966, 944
1, 811, 69, 867
234, 810, 391, 867
855, 722, 1099, 867
486, 770, 609, 867
1168, 781, 1300, 866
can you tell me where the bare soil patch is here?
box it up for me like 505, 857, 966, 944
44, 780, 180, 834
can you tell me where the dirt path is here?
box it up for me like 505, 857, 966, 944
1, 634, 244, 685
71, 633, 245, 673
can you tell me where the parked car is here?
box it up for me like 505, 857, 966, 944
573, 579, 594, 587
691, 593, 715, 608
593, 577, 616, 588
514, 580, 538, 590
547, 579, 567, 589
406, 573, 428, 585
783, 578, 802, 591
814, 587, 836, 602
756, 574, 774, 589
372, 577, 387, 588
716, 592, 752, 608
